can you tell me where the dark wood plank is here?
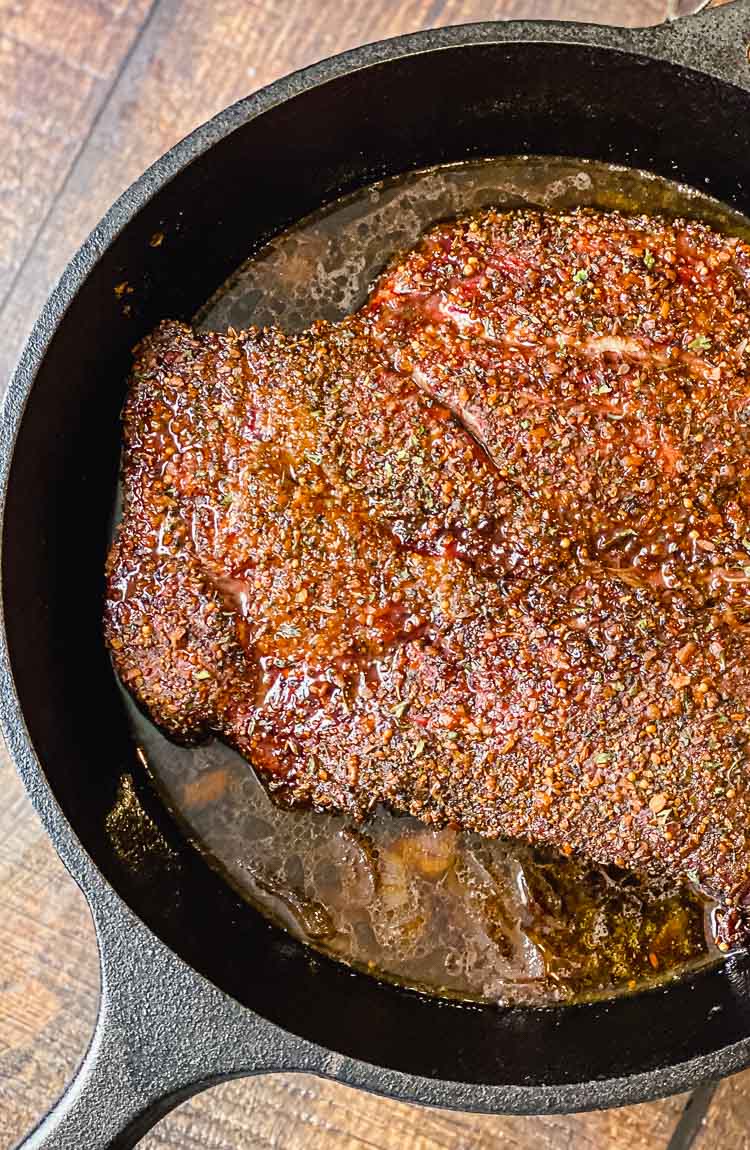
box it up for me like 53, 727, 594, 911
2, 0, 718, 1146
0, 0, 153, 319
0, 0, 666, 385
0, 743, 689, 1149
140, 1074, 689, 1150
691, 1071, 750, 1149
0, 753, 99, 1148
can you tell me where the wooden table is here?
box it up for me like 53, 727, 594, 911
1, 1, 748, 1146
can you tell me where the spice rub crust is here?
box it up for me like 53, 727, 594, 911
106, 209, 750, 942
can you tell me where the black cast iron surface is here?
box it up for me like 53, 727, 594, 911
3, 6, 750, 1147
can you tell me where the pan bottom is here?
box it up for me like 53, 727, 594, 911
124, 155, 747, 1007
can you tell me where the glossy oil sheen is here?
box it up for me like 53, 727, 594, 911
6, 32, 750, 1109
123, 155, 749, 1006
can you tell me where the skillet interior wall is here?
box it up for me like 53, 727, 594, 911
6, 40, 750, 1090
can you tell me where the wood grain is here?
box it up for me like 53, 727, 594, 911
691, 1071, 750, 1149
0, 0, 668, 385
0, 735, 693, 1149
0, 749, 691, 1150
0, 0, 153, 320
140, 1074, 689, 1150
0, 0, 731, 1147
0, 752, 99, 1148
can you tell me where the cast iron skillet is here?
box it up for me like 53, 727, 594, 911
4, 4, 750, 1147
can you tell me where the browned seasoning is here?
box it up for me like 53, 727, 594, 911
106, 207, 750, 952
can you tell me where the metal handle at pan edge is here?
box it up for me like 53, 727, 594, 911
621, 0, 750, 92
16, 873, 302, 1150
13, 2, 750, 1146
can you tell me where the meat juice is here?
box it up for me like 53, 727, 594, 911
121, 156, 750, 1003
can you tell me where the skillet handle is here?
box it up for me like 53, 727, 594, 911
17, 877, 300, 1149
635, 0, 750, 89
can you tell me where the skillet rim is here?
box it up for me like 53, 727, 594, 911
3, 12, 750, 1117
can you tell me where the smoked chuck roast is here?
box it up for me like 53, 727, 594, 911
105, 209, 750, 942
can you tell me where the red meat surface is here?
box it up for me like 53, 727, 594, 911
105, 209, 750, 940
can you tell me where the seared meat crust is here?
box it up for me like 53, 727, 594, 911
106, 210, 750, 938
